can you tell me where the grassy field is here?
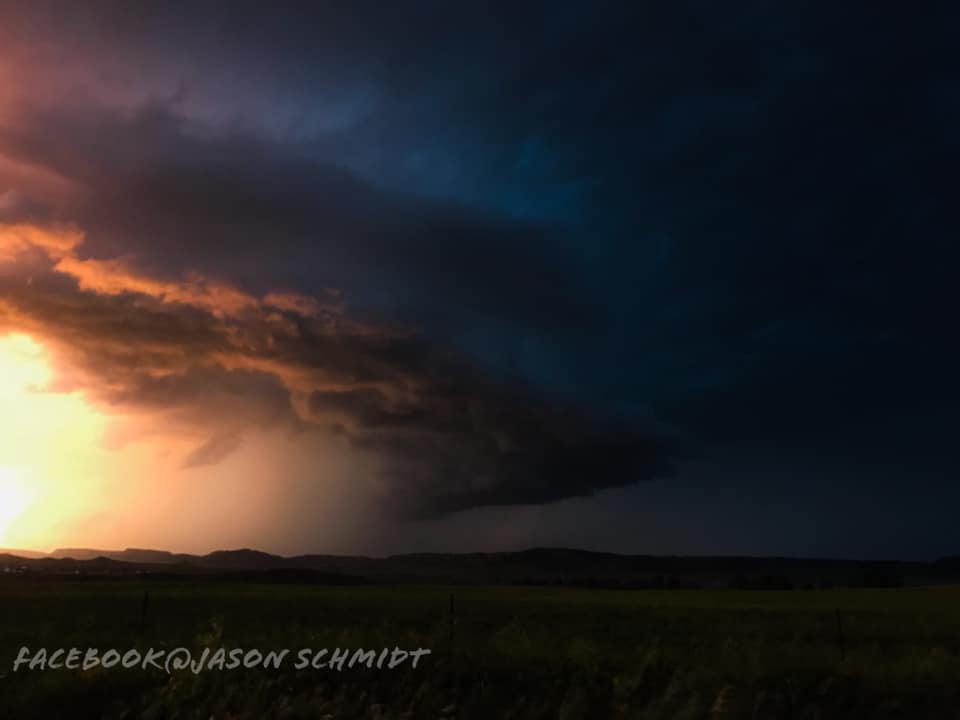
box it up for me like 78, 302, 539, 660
2, 580, 960, 719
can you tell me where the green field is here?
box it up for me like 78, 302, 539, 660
2, 580, 960, 719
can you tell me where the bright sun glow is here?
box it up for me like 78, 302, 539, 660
0, 333, 113, 549
0, 466, 35, 544
0, 332, 51, 393
0, 332, 297, 554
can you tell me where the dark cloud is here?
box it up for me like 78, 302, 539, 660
0, 102, 593, 340
309, 373, 671, 517
181, 431, 243, 469
0, 214, 673, 516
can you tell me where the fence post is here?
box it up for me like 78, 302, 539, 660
140, 590, 150, 636
834, 608, 845, 660
448, 593, 456, 655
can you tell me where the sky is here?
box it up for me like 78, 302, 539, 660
0, 1, 957, 559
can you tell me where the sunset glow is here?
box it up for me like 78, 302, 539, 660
0, 467, 34, 545
0, 333, 110, 548
0, 332, 361, 554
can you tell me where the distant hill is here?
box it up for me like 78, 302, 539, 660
52, 547, 206, 564
50, 548, 118, 561
198, 549, 286, 569
4, 547, 959, 588
0, 548, 47, 559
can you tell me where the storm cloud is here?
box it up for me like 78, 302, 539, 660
0, 108, 673, 515
0, 1, 958, 556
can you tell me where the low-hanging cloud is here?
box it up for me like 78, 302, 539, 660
0, 103, 673, 518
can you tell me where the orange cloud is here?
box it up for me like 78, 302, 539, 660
1, 217, 332, 323
0, 222, 84, 263
54, 256, 260, 317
